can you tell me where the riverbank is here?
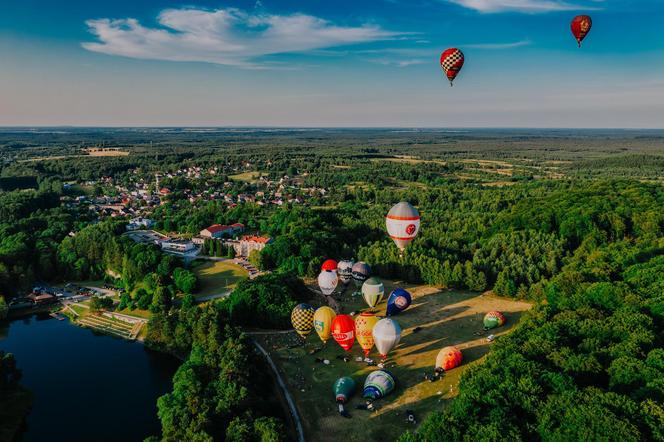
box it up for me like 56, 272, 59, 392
0, 386, 33, 442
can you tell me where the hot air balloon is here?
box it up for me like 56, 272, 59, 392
386, 288, 412, 316
362, 277, 385, 309
337, 260, 354, 285
355, 312, 379, 357
372, 318, 401, 360
363, 370, 396, 400
440, 48, 464, 86
571, 15, 592, 47
291, 303, 315, 339
332, 314, 355, 352
333, 377, 356, 404
318, 270, 338, 296
483, 311, 506, 329
435, 346, 463, 371
352, 261, 371, 287
321, 259, 338, 272
386, 202, 420, 252
313, 306, 336, 344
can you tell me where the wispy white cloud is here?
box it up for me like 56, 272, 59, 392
464, 39, 532, 49
82, 7, 402, 68
446, 0, 601, 13
369, 58, 428, 67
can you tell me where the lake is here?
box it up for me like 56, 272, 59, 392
0, 313, 179, 442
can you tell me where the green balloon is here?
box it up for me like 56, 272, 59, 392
333, 377, 356, 404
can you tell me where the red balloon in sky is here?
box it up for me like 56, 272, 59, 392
440, 48, 465, 87
331, 314, 355, 352
571, 15, 592, 47
321, 259, 338, 272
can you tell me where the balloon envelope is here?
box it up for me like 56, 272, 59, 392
386, 202, 420, 251
351, 261, 371, 287
372, 318, 401, 359
331, 314, 355, 351
571, 15, 592, 47
436, 346, 463, 371
483, 311, 506, 329
355, 312, 379, 357
363, 370, 396, 400
291, 303, 315, 338
361, 277, 385, 309
386, 288, 412, 316
321, 259, 338, 272
440, 48, 465, 86
318, 270, 338, 295
313, 306, 336, 344
337, 260, 355, 284
333, 376, 356, 404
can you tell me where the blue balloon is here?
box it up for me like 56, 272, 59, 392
386, 288, 412, 316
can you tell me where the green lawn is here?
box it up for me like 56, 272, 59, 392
193, 260, 249, 297
229, 171, 263, 183
255, 281, 532, 442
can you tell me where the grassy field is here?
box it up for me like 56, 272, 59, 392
255, 280, 532, 442
229, 171, 263, 183
193, 260, 249, 297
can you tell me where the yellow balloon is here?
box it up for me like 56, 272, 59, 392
355, 312, 379, 357
313, 306, 336, 344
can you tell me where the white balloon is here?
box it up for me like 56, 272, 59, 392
318, 270, 338, 295
372, 318, 402, 358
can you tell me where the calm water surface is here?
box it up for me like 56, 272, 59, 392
0, 314, 179, 442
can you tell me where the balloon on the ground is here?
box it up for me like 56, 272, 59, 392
291, 303, 315, 339
435, 346, 463, 370
318, 270, 338, 295
386, 288, 412, 316
571, 15, 592, 47
363, 370, 396, 400
372, 318, 401, 359
313, 306, 336, 344
483, 311, 506, 329
440, 48, 465, 86
361, 277, 385, 309
386, 202, 420, 251
337, 260, 354, 285
355, 312, 379, 357
331, 314, 355, 351
333, 376, 356, 403
352, 261, 371, 287
321, 259, 338, 272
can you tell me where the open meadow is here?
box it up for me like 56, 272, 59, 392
192, 260, 249, 297
256, 279, 532, 442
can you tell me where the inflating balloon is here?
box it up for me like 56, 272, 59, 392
337, 260, 354, 285
386, 202, 420, 252
571, 15, 592, 47
386, 288, 412, 316
440, 48, 464, 86
318, 270, 338, 296
351, 261, 371, 287
321, 259, 338, 272
333, 377, 356, 404
332, 314, 356, 352
313, 306, 336, 344
291, 303, 315, 339
361, 277, 385, 309
483, 311, 506, 329
435, 346, 463, 371
372, 318, 401, 360
363, 370, 396, 400
355, 312, 379, 357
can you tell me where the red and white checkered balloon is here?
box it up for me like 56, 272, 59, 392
440, 48, 464, 86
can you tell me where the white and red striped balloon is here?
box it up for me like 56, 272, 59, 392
386, 202, 420, 252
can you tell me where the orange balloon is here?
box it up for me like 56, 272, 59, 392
435, 346, 463, 370
355, 312, 379, 357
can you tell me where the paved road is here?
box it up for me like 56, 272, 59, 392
251, 337, 305, 442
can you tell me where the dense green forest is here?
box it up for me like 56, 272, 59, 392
0, 129, 662, 441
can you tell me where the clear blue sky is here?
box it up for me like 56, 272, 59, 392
1, 0, 663, 127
